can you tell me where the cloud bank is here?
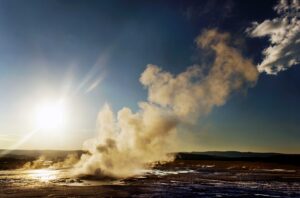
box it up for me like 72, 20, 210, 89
73, 29, 258, 178
247, 0, 300, 74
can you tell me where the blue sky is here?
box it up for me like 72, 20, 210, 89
0, 0, 299, 153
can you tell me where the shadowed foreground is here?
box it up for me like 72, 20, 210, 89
0, 151, 299, 197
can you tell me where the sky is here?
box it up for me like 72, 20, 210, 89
0, 0, 299, 153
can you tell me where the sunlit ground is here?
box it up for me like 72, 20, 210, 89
0, 160, 299, 197
27, 169, 59, 182
0, 168, 123, 187
0, 169, 65, 185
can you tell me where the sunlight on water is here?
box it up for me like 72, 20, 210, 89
27, 169, 58, 182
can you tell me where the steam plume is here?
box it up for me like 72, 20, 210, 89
22, 154, 79, 169
73, 29, 258, 178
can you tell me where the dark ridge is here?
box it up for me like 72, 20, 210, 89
175, 152, 300, 165
0, 150, 299, 170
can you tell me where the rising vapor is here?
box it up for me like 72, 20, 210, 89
22, 154, 79, 169
73, 29, 259, 178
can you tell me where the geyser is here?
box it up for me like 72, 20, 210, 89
73, 29, 259, 178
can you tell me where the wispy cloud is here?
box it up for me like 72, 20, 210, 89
75, 49, 110, 95
247, 0, 300, 74
85, 73, 105, 94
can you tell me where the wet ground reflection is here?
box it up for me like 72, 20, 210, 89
0, 160, 299, 197
27, 169, 59, 182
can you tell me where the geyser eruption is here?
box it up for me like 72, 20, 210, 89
73, 29, 259, 178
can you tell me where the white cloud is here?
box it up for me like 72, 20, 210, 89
247, 0, 300, 74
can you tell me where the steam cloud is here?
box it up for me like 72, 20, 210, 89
73, 29, 259, 178
23, 154, 79, 169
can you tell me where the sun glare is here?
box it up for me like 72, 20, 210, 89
35, 101, 65, 130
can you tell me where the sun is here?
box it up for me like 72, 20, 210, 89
35, 101, 65, 130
